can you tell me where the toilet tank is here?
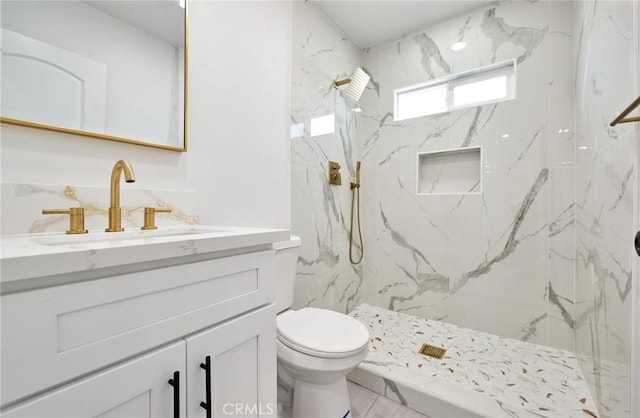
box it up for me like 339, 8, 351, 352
273, 235, 301, 313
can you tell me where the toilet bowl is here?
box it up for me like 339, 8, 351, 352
276, 308, 369, 418
273, 237, 370, 418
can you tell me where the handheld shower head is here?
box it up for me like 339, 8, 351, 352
333, 67, 371, 102
351, 160, 361, 190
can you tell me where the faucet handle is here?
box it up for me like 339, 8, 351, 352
141, 207, 172, 230
42, 207, 88, 234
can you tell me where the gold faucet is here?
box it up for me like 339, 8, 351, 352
106, 160, 135, 232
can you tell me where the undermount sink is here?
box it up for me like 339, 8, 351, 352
2, 225, 289, 287
31, 225, 229, 246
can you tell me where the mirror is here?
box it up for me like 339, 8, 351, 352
0, 0, 187, 151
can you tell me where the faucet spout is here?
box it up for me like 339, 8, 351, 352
106, 160, 135, 232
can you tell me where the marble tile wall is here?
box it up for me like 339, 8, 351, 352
290, 2, 364, 313
573, 1, 637, 417
290, 3, 636, 415
359, 1, 577, 351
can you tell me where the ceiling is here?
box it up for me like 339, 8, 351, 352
86, 1, 184, 47
314, 1, 489, 49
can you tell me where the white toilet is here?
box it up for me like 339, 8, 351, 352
274, 236, 369, 418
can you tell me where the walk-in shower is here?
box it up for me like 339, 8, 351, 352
290, 1, 639, 417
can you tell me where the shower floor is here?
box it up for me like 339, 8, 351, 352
347, 304, 599, 418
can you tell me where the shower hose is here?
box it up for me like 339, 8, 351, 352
349, 162, 364, 265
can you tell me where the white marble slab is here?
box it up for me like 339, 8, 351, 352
1, 225, 289, 289
349, 304, 600, 418
1, 182, 199, 235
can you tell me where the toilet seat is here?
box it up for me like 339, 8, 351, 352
277, 308, 369, 358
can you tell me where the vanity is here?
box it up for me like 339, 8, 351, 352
0, 225, 288, 417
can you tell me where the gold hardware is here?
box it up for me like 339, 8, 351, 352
0, 1, 188, 152
349, 161, 363, 265
350, 160, 361, 190
42, 207, 88, 234
418, 343, 447, 359
0, 117, 186, 152
141, 207, 172, 230
328, 161, 342, 185
106, 160, 136, 232
610, 96, 640, 126
333, 78, 351, 88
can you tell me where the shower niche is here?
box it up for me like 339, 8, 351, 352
416, 146, 482, 195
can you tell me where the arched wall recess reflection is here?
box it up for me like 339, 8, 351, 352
0, 0, 188, 152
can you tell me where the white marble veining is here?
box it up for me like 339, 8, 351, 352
289, 2, 636, 416
349, 304, 599, 418
1, 182, 199, 235
359, 0, 571, 350
573, 1, 636, 417
1, 225, 288, 289
290, 1, 364, 314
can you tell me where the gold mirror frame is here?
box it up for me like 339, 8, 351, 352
0, 2, 189, 152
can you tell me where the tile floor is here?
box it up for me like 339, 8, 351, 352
278, 381, 428, 418
348, 381, 430, 418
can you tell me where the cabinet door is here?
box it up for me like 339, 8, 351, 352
3, 342, 186, 418
186, 304, 277, 418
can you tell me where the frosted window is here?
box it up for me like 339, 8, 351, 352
310, 114, 335, 137
394, 60, 515, 121
453, 75, 507, 107
290, 122, 304, 139
396, 85, 447, 120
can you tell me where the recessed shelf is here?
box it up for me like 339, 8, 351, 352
416, 147, 482, 195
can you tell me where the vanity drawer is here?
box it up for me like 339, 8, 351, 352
1, 249, 275, 406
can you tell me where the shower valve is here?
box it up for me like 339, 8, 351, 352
328, 161, 342, 185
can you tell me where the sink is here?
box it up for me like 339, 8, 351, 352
2, 225, 289, 286
31, 226, 229, 246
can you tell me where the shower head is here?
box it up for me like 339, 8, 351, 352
333, 67, 371, 102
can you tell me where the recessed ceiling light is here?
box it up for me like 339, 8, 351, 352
451, 41, 467, 52
351, 107, 362, 113
578, 146, 588, 150
501, 134, 510, 138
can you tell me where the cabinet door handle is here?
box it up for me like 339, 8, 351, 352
168, 371, 180, 418
200, 356, 212, 418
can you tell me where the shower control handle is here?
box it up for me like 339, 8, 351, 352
328, 161, 342, 185
635, 231, 640, 257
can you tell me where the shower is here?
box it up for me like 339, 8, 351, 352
333, 67, 371, 102
349, 161, 363, 265
333, 67, 369, 265
291, 1, 639, 417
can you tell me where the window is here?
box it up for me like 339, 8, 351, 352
394, 59, 516, 121
309, 113, 335, 137
290, 113, 336, 139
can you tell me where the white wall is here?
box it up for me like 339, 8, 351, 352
0, 0, 291, 231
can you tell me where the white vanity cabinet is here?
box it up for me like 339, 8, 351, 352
1, 237, 282, 418
186, 304, 277, 418
3, 341, 187, 418
3, 305, 276, 418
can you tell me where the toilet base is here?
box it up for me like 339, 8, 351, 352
292, 376, 351, 418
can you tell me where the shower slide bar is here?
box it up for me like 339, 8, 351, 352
610, 95, 640, 126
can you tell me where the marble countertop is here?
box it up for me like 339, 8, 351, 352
1, 225, 289, 289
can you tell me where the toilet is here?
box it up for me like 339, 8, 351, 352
274, 236, 369, 418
